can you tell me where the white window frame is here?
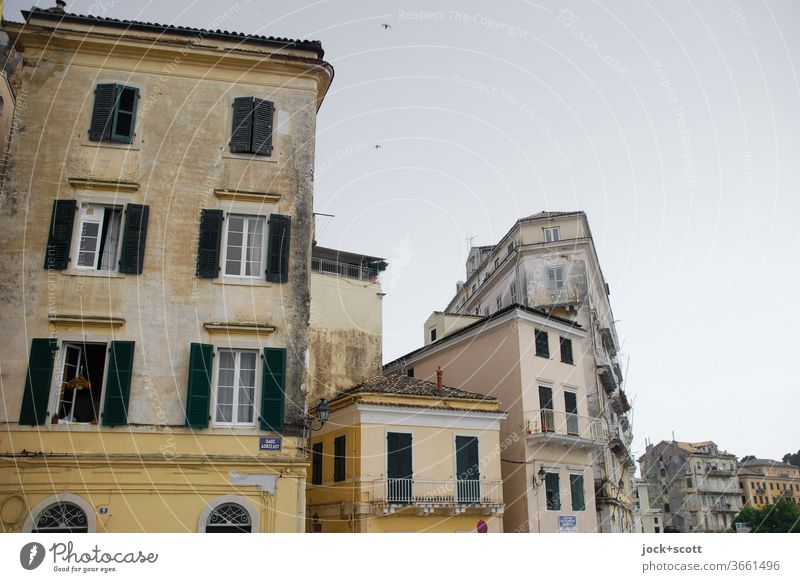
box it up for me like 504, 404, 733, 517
198, 495, 260, 533
211, 347, 260, 428
546, 266, 565, 290
496, 295, 502, 310
73, 202, 123, 272
483, 305, 490, 317
50, 338, 110, 427
510, 281, 518, 304
222, 213, 266, 279
544, 226, 560, 243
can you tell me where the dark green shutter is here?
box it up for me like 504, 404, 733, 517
260, 347, 286, 431
251, 98, 274, 156
266, 214, 291, 283
19, 339, 58, 426
334, 435, 346, 482
101, 341, 135, 426
311, 442, 323, 485
44, 200, 76, 270
196, 209, 223, 278
118, 204, 149, 274
111, 86, 139, 143
571, 474, 585, 511
89, 83, 116, 141
185, 343, 213, 428
545, 472, 560, 510
230, 97, 253, 153
535, 330, 549, 358
560, 337, 573, 364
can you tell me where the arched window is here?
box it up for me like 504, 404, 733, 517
32, 502, 89, 533
205, 503, 252, 533
659, 468, 667, 478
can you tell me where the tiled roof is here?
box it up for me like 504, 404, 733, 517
22, 7, 325, 58
741, 458, 794, 468
331, 373, 496, 403
521, 211, 583, 221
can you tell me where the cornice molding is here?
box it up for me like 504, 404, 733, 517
48, 314, 125, 328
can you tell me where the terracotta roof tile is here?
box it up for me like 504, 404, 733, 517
331, 373, 496, 403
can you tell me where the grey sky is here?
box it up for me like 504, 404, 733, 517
7, 0, 800, 463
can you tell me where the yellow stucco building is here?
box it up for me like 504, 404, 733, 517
0, 5, 331, 532
306, 373, 506, 533
738, 459, 800, 508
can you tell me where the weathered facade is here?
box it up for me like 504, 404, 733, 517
0, 5, 332, 532
308, 245, 384, 402
633, 477, 663, 533
432, 211, 635, 531
305, 374, 506, 533
386, 306, 603, 533
639, 440, 742, 533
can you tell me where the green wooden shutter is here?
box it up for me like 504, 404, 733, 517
266, 214, 291, 283
118, 204, 149, 274
101, 341, 135, 426
545, 472, 560, 510
230, 97, 253, 153
311, 442, 323, 485
251, 98, 274, 156
44, 200, 76, 270
185, 343, 213, 428
560, 337, 573, 364
535, 330, 549, 358
570, 474, 585, 511
19, 339, 58, 426
88, 83, 117, 141
196, 209, 223, 278
111, 85, 139, 143
334, 435, 346, 482
260, 347, 286, 431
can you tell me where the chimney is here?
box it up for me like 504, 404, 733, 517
51, 1, 67, 13
436, 367, 443, 391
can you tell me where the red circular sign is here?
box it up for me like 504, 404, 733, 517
476, 519, 488, 533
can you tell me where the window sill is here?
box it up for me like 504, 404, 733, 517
62, 270, 126, 279
212, 277, 272, 288
80, 136, 141, 151
222, 149, 279, 164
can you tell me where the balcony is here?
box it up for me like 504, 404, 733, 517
610, 389, 631, 414
704, 466, 735, 477
531, 287, 581, 309
524, 409, 608, 449
311, 257, 378, 281
371, 478, 504, 515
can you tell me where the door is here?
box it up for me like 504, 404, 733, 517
565, 391, 579, 435
539, 386, 554, 432
456, 436, 480, 503
387, 432, 412, 503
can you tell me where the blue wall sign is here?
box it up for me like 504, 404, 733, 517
259, 437, 282, 451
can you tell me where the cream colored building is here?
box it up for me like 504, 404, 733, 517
738, 459, 800, 508
424, 211, 635, 531
639, 440, 742, 533
386, 305, 603, 533
309, 245, 385, 402
0, 5, 331, 532
634, 477, 663, 533
306, 374, 506, 533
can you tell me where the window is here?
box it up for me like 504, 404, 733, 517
75, 204, 122, 270
230, 96, 274, 155
510, 281, 518, 304
545, 472, 560, 510
387, 432, 413, 503
654, 517, 659, 524
659, 468, 667, 478
770, 482, 774, 490
45, 200, 150, 274
507, 242, 514, 255
429, 328, 437, 342
483, 306, 490, 317
564, 391, 578, 435
311, 442, 323, 485
655, 527, 660, 533
88, 83, 139, 143
197, 211, 290, 282
494, 258, 499, 270
559, 337, 573, 364
407, 367, 414, 378
544, 226, 560, 242
687, 478, 693, 488
214, 349, 258, 426
546, 266, 565, 290
535, 330, 549, 358
53, 342, 107, 424
334, 435, 346, 482
570, 474, 585, 511
471, 284, 476, 295
496, 295, 502, 310
32, 502, 89, 533
205, 503, 252, 533
664, 503, 671, 513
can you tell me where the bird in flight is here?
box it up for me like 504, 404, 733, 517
373, 144, 383, 150
380, 23, 391, 30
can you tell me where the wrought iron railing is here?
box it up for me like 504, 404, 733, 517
524, 409, 609, 442
371, 478, 503, 506
311, 257, 378, 281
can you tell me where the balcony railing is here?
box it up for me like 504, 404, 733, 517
524, 409, 608, 449
531, 287, 582, 309
371, 478, 503, 512
311, 257, 378, 281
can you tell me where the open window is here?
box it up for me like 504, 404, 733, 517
54, 342, 106, 424
75, 204, 123, 271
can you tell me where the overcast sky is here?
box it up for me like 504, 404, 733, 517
7, 0, 800, 463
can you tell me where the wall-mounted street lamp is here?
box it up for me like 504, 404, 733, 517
532, 466, 547, 488
299, 398, 330, 432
